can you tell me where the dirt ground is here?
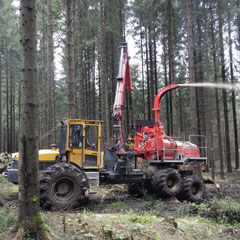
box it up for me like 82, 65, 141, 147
0, 171, 240, 240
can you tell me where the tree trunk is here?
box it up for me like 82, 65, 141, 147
18, 0, 46, 237
185, 0, 198, 136
196, 4, 206, 139
66, 0, 76, 119
210, 5, 224, 178
168, 0, 178, 136
148, 27, 154, 120
140, 30, 145, 120
41, 1, 47, 148
237, 0, 240, 48
99, 0, 110, 141
47, 0, 55, 146
228, 11, 239, 170
153, 28, 158, 96
145, 29, 151, 121
162, 35, 170, 135
10, 51, 13, 153
77, 0, 84, 119
217, 0, 232, 173
0, 47, 2, 152
6, 56, 10, 153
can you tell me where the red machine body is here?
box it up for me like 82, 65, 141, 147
134, 84, 200, 161
112, 43, 201, 163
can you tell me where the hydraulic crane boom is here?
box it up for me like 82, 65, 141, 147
112, 42, 132, 149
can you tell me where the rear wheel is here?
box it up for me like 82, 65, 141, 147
40, 163, 88, 210
181, 176, 205, 202
151, 168, 182, 197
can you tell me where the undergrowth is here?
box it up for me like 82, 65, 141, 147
0, 208, 17, 233
198, 197, 240, 225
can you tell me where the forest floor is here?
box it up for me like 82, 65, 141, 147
0, 171, 240, 240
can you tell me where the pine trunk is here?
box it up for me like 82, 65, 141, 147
18, 0, 45, 236
228, 13, 239, 170
217, 0, 232, 173
186, 0, 198, 136
77, 1, 84, 119
0, 48, 2, 152
41, 1, 47, 148
140, 31, 145, 120
163, 35, 170, 135
145, 30, 151, 120
47, 0, 55, 146
168, 0, 178, 136
99, 0, 110, 141
148, 27, 154, 120
211, 6, 224, 178
66, 0, 76, 119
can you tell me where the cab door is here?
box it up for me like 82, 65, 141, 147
68, 124, 84, 167
83, 124, 101, 169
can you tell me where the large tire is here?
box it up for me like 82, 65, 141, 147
181, 176, 205, 202
40, 163, 88, 210
151, 168, 182, 197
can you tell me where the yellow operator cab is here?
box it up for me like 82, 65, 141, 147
7, 119, 104, 183
64, 119, 104, 170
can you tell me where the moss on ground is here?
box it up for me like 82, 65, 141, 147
0, 174, 18, 196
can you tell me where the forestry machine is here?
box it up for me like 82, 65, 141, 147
4, 42, 209, 209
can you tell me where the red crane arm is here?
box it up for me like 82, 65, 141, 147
112, 42, 132, 147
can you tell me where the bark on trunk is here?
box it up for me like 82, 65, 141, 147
228, 12, 239, 170
217, 0, 232, 173
99, 0, 110, 141
0, 47, 2, 152
168, 0, 178, 136
140, 31, 145, 120
210, 5, 224, 178
66, 0, 76, 119
185, 0, 198, 136
18, 1, 45, 236
41, 1, 47, 148
47, 0, 55, 146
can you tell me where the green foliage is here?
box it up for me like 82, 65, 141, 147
198, 198, 240, 225
0, 153, 10, 169
0, 208, 17, 233
129, 214, 157, 224
109, 201, 126, 209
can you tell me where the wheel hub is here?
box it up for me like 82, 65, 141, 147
54, 179, 74, 199
167, 179, 173, 187
167, 177, 177, 189
57, 182, 70, 195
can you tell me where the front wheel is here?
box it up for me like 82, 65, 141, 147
40, 163, 88, 210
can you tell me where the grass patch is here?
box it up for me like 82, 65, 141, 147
0, 208, 17, 233
108, 201, 126, 209
198, 198, 240, 225
0, 174, 18, 196
129, 214, 158, 224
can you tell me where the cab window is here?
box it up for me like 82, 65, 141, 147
69, 124, 83, 149
85, 125, 98, 151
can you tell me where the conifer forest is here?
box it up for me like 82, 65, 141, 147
0, 0, 240, 239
